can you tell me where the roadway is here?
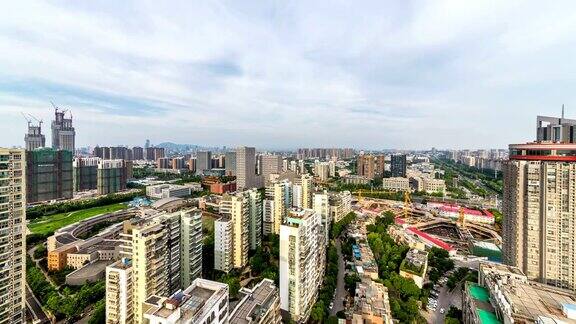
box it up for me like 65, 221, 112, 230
26, 284, 50, 324
330, 238, 346, 316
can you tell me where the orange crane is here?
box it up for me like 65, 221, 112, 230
403, 191, 411, 219
459, 206, 466, 227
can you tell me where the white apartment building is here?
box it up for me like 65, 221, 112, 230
328, 160, 336, 177
180, 208, 203, 288
279, 209, 324, 323
106, 258, 134, 324
329, 191, 352, 223
313, 191, 330, 242
314, 161, 330, 182
214, 217, 233, 273
246, 189, 263, 250
292, 184, 302, 208
263, 199, 275, 236
0, 148, 26, 323
144, 278, 229, 324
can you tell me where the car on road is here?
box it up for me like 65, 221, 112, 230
329, 302, 334, 310
440, 308, 445, 314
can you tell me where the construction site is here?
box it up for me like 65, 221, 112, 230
354, 192, 502, 261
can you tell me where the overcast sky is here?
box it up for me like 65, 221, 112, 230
1, 1, 575, 150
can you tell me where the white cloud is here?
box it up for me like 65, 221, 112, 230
1, 0, 575, 149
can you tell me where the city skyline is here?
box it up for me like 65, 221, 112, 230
2, 1, 576, 149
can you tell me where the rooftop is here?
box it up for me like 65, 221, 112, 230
466, 283, 501, 324
407, 227, 454, 251
231, 279, 278, 324
352, 280, 392, 320
145, 278, 228, 323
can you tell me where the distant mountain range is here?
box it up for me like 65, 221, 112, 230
156, 142, 200, 151
156, 142, 227, 153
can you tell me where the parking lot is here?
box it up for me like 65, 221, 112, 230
421, 271, 463, 323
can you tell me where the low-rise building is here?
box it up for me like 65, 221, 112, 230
462, 262, 576, 324
230, 278, 281, 324
143, 278, 229, 324
422, 178, 446, 195
146, 183, 201, 199
382, 177, 410, 191
48, 244, 78, 271
350, 280, 393, 324
428, 203, 495, 225
352, 243, 379, 280
399, 249, 428, 288
66, 240, 121, 269
210, 181, 237, 194
342, 175, 370, 185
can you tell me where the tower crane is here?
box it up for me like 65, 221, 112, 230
459, 206, 466, 227
21, 112, 32, 127
403, 191, 411, 219
21, 112, 43, 127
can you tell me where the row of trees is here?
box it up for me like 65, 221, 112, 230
27, 191, 141, 220
249, 234, 280, 283
310, 209, 363, 323
310, 243, 340, 323
330, 211, 357, 239
366, 212, 428, 323
26, 257, 105, 320
434, 158, 503, 196
427, 247, 455, 283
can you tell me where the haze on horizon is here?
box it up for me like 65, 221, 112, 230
1, 1, 576, 150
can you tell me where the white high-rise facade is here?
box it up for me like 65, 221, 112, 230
214, 217, 233, 273
313, 191, 330, 242
0, 148, 26, 323
180, 209, 203, 287
279, 209, 324, 323
106, 259, 134, 324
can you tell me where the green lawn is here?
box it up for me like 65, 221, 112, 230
28, 203, 128, 236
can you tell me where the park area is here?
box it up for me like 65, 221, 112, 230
28, 203, 128, 236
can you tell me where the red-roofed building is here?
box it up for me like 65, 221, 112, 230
407, 227, 455, 254
428, 203, 494, 225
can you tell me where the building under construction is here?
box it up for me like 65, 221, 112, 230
26, 148, 73, 203
51, 107, 76, 153
97, 159, 128, 195
73, 157, 99, 192
23, 114, 45, 151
